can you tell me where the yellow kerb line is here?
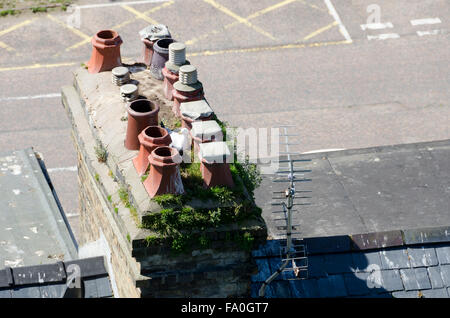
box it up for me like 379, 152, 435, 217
112, 0, 174, 29
0, 19, 35, 38
203, 0, 276, 40
303, 21, 338, 41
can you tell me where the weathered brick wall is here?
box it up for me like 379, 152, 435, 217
75, 141, 141, 298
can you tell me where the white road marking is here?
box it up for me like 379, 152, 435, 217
416, 29, 442, 36
0, 93, 60, 101
367, 33, 400, 41
360, 22, 393, 30
302, 148, 346, 154
410, 18, 441, 26
47, 166, 77, 173
324, 0, 352, 43
75, 0, 168, 9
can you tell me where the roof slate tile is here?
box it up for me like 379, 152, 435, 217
407, 246, 438, 267
400, 268, 431, 291
427, 266, 445, 289
317, 275, 347, 298
351, 251, 383, 272
96, 276, 113, 298
392, 290, 420, 298
343, 272, 371, 296
0, 268, 13, 288
420, 288, 449, 298
11, 286, 41, 298
39, 284, 65, 298
289, 279, 320, 298
12, 262, 66, 286
439, 264, 450, 286
65, 256, 108, 278
307, 255, 327, 278
0, 288, 12, 298
269, 281, 292, 298
83, 278, 99, 298
322, 253, 353, 274
251, 258, 271, 282
380, 270, 404, 292
436, 245, 450, 265
380, 248, 411, 269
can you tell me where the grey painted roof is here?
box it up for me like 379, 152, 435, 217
255, 139, 450, 239
0, 256, 113, 298
252, 234, 450, 298
0, 148, 78, 267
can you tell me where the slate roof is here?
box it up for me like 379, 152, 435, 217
0, 256, 113, 298
0, 148, 113, 298
0, 148, 77, 267
251, 228, 450, 298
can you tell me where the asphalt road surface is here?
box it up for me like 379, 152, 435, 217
0, 0, 449, 240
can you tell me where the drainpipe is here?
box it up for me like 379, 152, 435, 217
172, 65, 204, 117
133, 126, 172, 176
150, 38, 175, 80
199, 142, 234, 188
139, 25, 171, 67
87, 30, 122, 74
143, 146, 184, 198
124, 99, 160, 150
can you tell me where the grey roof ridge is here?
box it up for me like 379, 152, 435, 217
0, 256, 108, 288
253, 225, 450, 257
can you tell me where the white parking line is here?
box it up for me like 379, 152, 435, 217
367, 33, 400, 41
360, 22, 393, 30
324, 0, 352, 43
0, 93, 60, 101
417, 30, 442, 36
75, 0, 168, 9
410, 18, 441, 26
